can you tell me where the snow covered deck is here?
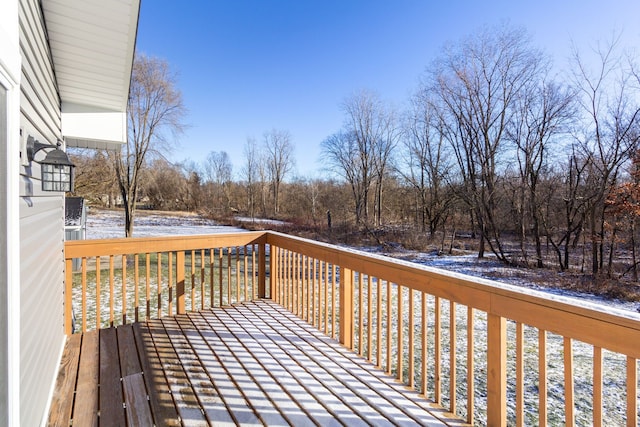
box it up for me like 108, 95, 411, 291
59, 231, 640, 426
47, 300, 456, 426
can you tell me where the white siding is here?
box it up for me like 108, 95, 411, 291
1, 2, 22, 425
18, 0, 65, 425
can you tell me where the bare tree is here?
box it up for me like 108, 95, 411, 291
112, 53, 186, 236
204, 151, 233, 213
506, 78, 575, 267
69, 149, 118, 207
263, 129, 295, 215
400, 89, 454, 236
571, 37, 640, 274
241, 137, 260, 220
321, 130, 367, 223
143, 158, 187, 210
337, 90, 396, 226
431, 24, 545, 260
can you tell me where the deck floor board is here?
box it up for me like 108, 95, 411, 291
48, 300, 455, 426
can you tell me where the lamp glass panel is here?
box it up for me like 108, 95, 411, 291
42, 163, 72, 192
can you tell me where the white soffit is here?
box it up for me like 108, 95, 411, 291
42, 0, 140, 149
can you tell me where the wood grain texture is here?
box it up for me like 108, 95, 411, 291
48, 301, 452, 427
46, 333, 81, 427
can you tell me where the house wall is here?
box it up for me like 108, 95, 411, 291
1, 1, 22, 426
18, 0, 66, 425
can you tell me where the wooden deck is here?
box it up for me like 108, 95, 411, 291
47, 299, 459, 426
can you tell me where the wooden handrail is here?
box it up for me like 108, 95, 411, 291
65, 230, 640, 426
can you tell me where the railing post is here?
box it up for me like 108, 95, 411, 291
65, 258, 73, 335
258, 242, 266, 298
176, 251, 185, 314
339, 266, 353, 349
487, 313, 507, 426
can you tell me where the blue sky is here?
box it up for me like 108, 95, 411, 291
135, 1, 640, 178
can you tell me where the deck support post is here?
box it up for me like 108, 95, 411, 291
339, 266, 353, 349
176, 251, 185, 314
487, 313, 507, 426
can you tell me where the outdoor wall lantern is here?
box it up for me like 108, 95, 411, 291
26, 136, 75, 192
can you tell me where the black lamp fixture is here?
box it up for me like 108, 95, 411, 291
26, 136, 75, 192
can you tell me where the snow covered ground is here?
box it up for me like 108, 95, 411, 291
85, 208, 245, 239
85, 208, 639, 314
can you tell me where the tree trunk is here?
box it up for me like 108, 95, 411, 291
632, 220, 638, 282
124, 198, 134, 237
532, 214, 543, 268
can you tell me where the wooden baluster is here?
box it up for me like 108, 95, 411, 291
564, 337, 575, 427
386, 280, 392, 376
298, 253, 303, 316
331, 264, 337, 340
244, 246, 249, 302
299, 254, 303, 316
627, 356, 637, 427
450, 300, 456, 414
209, 248, 216, 308
593, 346, 602, 427
109, 255, 115, 327
168, 252, 173, 316
487, 313, 507, 427
397, 284, 404, 382
277, 247, 282, 303
134, 254, 139, 322
257, 243, 265, 299
288, 251, 293, 312
176, 251, 185, 314
122, 255, 127, 325
324, 261, 329, 334
301, 255, 306, 319
421, 292, 428, 398
65, 258, 73, 335
408, 288, 415, 389
190, 250, 196, 311
516, 322, 524, 427
339, 266, 353, 349
81, 257, 87, 332
312, 259, 318, 328
227, 248, 232, 305
539, 330, 547, 426
293, 252, 298, 314
358, 273, 364, 357
145, 254, 150, 319
306, 256, 311, 322
434, 296, 441, 404
96, 257, 101, 330
235, 246, 240, 305
266, 244, 275, 301
367, 276, 373, 363
467, 306, 475, 425
218, 248, 223, 306
156, 252, 162, 318
252, 244, 257, 300
376, 278, 382, 369
283, 250, 288, 309
201, 249, 206, 309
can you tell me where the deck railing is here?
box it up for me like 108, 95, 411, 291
64, 232, 267, 333
65, 231, 640, 427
